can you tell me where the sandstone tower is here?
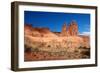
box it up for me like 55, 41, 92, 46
68, 21, 78, 36
61, 23, 68, 36
61, 21, 78, 36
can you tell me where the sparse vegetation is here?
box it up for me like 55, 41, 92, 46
24, 40, 90, 61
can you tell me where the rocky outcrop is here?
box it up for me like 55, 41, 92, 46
61, 23, 68, 36
25, 20, 78, 37
68, 21, 78, 36
24, 24, 33, 36
61, 21, 78, 36
24, 24, 58, 37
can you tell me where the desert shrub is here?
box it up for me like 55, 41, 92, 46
74, 49, 79, 53
24, 45, 32, 53
82, 46, 90, 49
78, 46, 90, 50
81, 50, 90, 57
47, 45, 51, 48
78, 46, 83, 49
31, 47, 39, 52
81, 55, 89, 58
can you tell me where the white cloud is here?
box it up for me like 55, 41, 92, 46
79, 32, 90, 36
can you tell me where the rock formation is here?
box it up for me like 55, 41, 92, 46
24, 24, 33, 36
61, 21, 78, 36
25, 20, 78, 37
68, 21, 78, 36
24, 24, 58, 37
61, 23, 68, 36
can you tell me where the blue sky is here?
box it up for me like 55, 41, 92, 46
24, 11, 90, 35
